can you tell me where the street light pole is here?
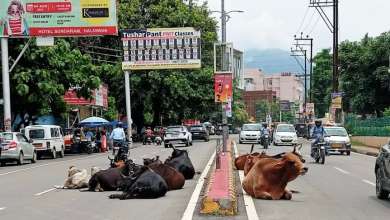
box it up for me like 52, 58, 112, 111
1, 38, 11, 132
124, 71, 132, 154
221, 0, 226, 43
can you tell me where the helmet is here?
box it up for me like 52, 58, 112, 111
262, 123, 268, 128
314, 120, 322, 127
117, 122, 123, 128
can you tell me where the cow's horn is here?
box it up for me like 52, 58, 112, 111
298, 144, 303, 151
250, 144, 255, 153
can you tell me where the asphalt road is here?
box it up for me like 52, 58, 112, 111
235, 138, 390, 220
0, 140, 216, 220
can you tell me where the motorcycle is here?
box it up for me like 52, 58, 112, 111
260, 133, 270, 149
155, 136, 163, 145
143, 133, 153, 145
108, 142, 129, 168
311, 137, 327, 164
74, 136, 93, 154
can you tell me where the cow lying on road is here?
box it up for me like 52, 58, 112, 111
109, 165, 168, 200
88, 160, 138, 192
243, 152, 287, 176
56, 166, 100, 189
242, 147, 308, 200
144, 156, 185, 190
165, 147, 195, 180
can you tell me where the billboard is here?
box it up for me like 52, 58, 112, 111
280, 100, 291, 111
0, 0, 118, 37
64, 85, 108, 108
214, 73, 232, 103
120, 27, 201, 70
331, 92, 342, 109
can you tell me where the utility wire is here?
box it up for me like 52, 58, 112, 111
296, 7, 310, 34
301, 9, 316, 33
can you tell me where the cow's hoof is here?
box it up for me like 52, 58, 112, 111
109, 194, 117, 199
282, 192, 292, 200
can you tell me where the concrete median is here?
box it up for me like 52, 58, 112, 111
200, 139, 238, 216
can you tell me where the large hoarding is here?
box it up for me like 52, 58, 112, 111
214, 73, 232, 103
64, 85, 108, 108
120, 27, 201, 70
0, 0, 117, 37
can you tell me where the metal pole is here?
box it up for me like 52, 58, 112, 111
304, 50, 307, 123
1, 38, 11, 131
333, 0, 339, 93
221, 0, 226, 43
124, 71, 132, 150
309, 38, 313, 103
221, 0, 228, 152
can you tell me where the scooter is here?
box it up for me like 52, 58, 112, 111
155, 136, 163, 145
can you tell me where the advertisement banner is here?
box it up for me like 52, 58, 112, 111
64, 85, 108, 108
280, 100, 291, 111
120, 27, 201, 70
331, 93, 342, 109
0, 0, 118, 37
224, 99, 232, 118
214, 73, 233, 103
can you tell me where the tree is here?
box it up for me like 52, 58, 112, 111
311, 49, 332, 118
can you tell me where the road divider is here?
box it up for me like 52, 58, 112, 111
200, 139, 238, 216
0, 207, 6, 211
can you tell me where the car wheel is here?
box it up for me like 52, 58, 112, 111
59, 147, 65, 158
17, 152, 24, 165
376, 168, 390, 199
0, 161, 6, 167
52, 148, 57, 159
31, 151, 37, 163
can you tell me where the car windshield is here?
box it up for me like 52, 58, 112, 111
277, 125, 295, 132
190, 126, 203, 131
0, 133, 13, 141
167, 127, 183, 132
242, 124, 261, 131
29, 129, 45, 139
325, 128, 348, 136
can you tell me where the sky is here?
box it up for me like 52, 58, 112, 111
202, 0, 390, 53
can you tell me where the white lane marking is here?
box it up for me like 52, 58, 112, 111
0, 207, 6, 211
233, 141, 259, 220
0, 154, 104, 177
362, 179, 375, 187
34, 188, 56, 196
334, 167, 350, 175
181, 151, 216, 220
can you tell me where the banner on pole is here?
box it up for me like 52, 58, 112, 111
0, 0, 118, 37
331, 93, 342, 109
120, 27, 201, 70
214, 73, 232, 103
224, 99, 232, 118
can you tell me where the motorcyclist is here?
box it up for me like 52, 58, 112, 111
110, 123, 126, 153
310, 120, 325, 156
143, 127, 154, 144
260, 123, 270, 145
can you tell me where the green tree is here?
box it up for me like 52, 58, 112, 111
311, 49, 332, 118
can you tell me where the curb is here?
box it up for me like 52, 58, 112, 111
200, 139, 238, 216
351, 147, 379, 157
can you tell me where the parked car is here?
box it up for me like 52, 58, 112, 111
23, 125, 65, 159
0, 132, 37, 166
164, 126, 192, 148
189, 125, 209, 142
324, 126, 352, 155
375, 142, 390, 200
239, 123, 261, 144
273, 124, 298, 146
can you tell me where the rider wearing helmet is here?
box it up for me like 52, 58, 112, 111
260, 123, 270, 136
311, 120, 325, 155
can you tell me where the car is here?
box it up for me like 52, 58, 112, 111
324, 126, 352, 155
375, 142, 390, 200
164, 126, 192, 148
239, 123, 261, 144
189, 125, 209, 142
23, 125, 65, 159
0, 132, 37, 166
273, 124, 298, 146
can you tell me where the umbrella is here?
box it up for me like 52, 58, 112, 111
79, 117, 109, 127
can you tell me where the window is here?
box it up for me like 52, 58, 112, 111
51, 128, 60, 138
29, 129, 45, 139
0, 133, 14, 141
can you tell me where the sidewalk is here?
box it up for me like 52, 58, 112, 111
351, 145, 380, 157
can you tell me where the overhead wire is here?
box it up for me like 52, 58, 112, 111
296, 7, 310, 34
301, 9, 316, 34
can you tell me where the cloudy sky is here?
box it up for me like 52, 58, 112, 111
203, 0, 390, 53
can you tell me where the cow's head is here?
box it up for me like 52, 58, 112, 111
121, 159, 142, 176
170, 148, 189, 159
67, 166, 81, 177
143, 156, 162, 166
282, 150, 308, 181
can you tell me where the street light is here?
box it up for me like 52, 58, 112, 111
210, 9, 244, 43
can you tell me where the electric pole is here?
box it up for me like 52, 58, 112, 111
291, 47, 308, 122
294, 33, 314, 103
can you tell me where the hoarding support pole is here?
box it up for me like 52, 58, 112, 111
124, 70, 132, 153
1, 38, 12, 132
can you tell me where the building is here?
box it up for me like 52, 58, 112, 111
243, 68, 265, 91
243, 90, 276, 120
263, 72, 304, 104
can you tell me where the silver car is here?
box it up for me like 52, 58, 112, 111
0, 132, 37, 166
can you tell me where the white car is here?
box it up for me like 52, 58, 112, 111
164, 126, 192, 148
324, 126, 352, 155
273, 124, 298, 146
239, 124, 261, 144
23, 125, 65, 159
0, 132, 37, 166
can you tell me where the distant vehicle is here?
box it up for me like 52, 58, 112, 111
324, 126, 352, 155
189, 125, 209, 142
295, 123, 309, 138
23, 125, 65, 159
273, 124, 298, 146
0, 132, 37, 166
239, 123, 261, 144
203, 122, 215, 135
164, 126, 192, 148
375, 142, 390, 200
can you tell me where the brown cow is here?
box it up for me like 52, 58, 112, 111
243, 152, 291, 176
144, 156, 185, 190
235, 152, 261, 170
242, 147, 308, 200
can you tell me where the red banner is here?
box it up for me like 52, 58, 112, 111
64, 85, 108, 108
26, 2, 72, 13
29, 27, 117, 36
214, 73, 233, 103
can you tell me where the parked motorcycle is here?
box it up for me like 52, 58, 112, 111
311, 137, 327, 164
73, 136, 93, 154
